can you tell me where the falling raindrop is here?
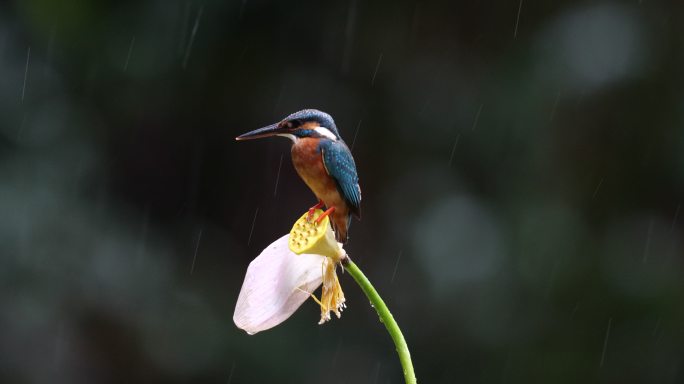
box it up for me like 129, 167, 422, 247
351, 119, 362, 151
330, 338, 342, 369
448, 133, 460, 167
371, 53, 383, 86
600, 317, 612, 367
372, 362, 381, 384
592, 177, 604, 199
471, 103, 483, 131
182, 5, 204, 69
21, 46, 30, 103
273, 154, 283, 197
227, 361, 236, 383
191, 227, 203, 275
390, 250, 402, 283
124, 36, 136, 71
247, 207, 259, 246
670, 203, 681, 232
514, 0, 524, 38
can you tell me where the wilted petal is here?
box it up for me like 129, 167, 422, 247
233, 234, 324, 334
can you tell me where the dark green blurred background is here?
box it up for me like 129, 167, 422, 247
2, 0, 684, 383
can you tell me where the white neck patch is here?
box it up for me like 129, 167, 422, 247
277, 133, 297, 143
315, 127, 337, 140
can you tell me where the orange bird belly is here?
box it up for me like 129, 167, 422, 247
291, 138, 350, 236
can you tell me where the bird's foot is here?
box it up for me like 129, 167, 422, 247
315, 207, 336, 225
307, 200, 325, 222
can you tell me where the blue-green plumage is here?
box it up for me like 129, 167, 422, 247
319, 139, 361, 219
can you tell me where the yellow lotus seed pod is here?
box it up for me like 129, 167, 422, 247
288, 209, 344, 261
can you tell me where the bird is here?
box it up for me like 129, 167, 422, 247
236, 109, 361, 243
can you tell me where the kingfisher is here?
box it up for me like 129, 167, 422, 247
236, 109, 361, 243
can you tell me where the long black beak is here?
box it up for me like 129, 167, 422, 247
235, 123, 283, 141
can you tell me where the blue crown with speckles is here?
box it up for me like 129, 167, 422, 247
285, 109, 340, 139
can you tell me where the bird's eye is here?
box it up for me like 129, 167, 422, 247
288, 119, 300, 128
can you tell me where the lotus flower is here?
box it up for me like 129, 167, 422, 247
234, 210, 346, 334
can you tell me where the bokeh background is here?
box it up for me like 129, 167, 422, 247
2, 0, 684, 383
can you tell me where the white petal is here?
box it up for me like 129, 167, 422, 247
233, 234, 324, 334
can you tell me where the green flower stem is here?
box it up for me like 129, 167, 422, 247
342, 257, 417, 384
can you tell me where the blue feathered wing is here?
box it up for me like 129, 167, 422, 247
319, 140, 361, 219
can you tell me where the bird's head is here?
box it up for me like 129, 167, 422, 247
236, 109, 340, 143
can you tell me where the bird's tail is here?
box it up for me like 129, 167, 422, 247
332, 213, 352, 243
